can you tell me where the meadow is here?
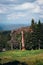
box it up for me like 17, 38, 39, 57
0, 50, 43, 65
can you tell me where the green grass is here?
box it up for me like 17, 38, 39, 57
0, 49, 43, 65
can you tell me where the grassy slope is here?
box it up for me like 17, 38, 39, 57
0, 50, 43, 65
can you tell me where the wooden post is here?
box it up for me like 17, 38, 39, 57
21, 31, 25, 50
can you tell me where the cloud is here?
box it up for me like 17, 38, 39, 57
0, 0, 43, 24
0, 7, 7, 13
14, 2, 41, 13
39, 15, 43, 18
36, 0, 43, 5
9, 0, 16, 1
7, 12, 26, 20
7, 0, 17, 2
14, 2, 35, 10
4, 1, 42, 21
0, 1, 41, 14
0, 0, 17, 4
32, 5, 40, 13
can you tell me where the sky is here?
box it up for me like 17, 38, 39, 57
0, 0, 43, 25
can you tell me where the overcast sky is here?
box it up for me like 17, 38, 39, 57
0, 0, 43, 24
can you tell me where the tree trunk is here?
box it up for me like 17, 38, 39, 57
10, 36, 13, 50
20, 42, 21, 50
21, 31, 25, 50
38, 43, 40, 50
11, 42, 13, 50
38, 40, 40, 50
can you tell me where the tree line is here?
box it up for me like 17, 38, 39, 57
25, 19, 43, 50
0, 19, 43, 51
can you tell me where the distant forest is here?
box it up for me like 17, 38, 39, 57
0, 19, 43, 51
